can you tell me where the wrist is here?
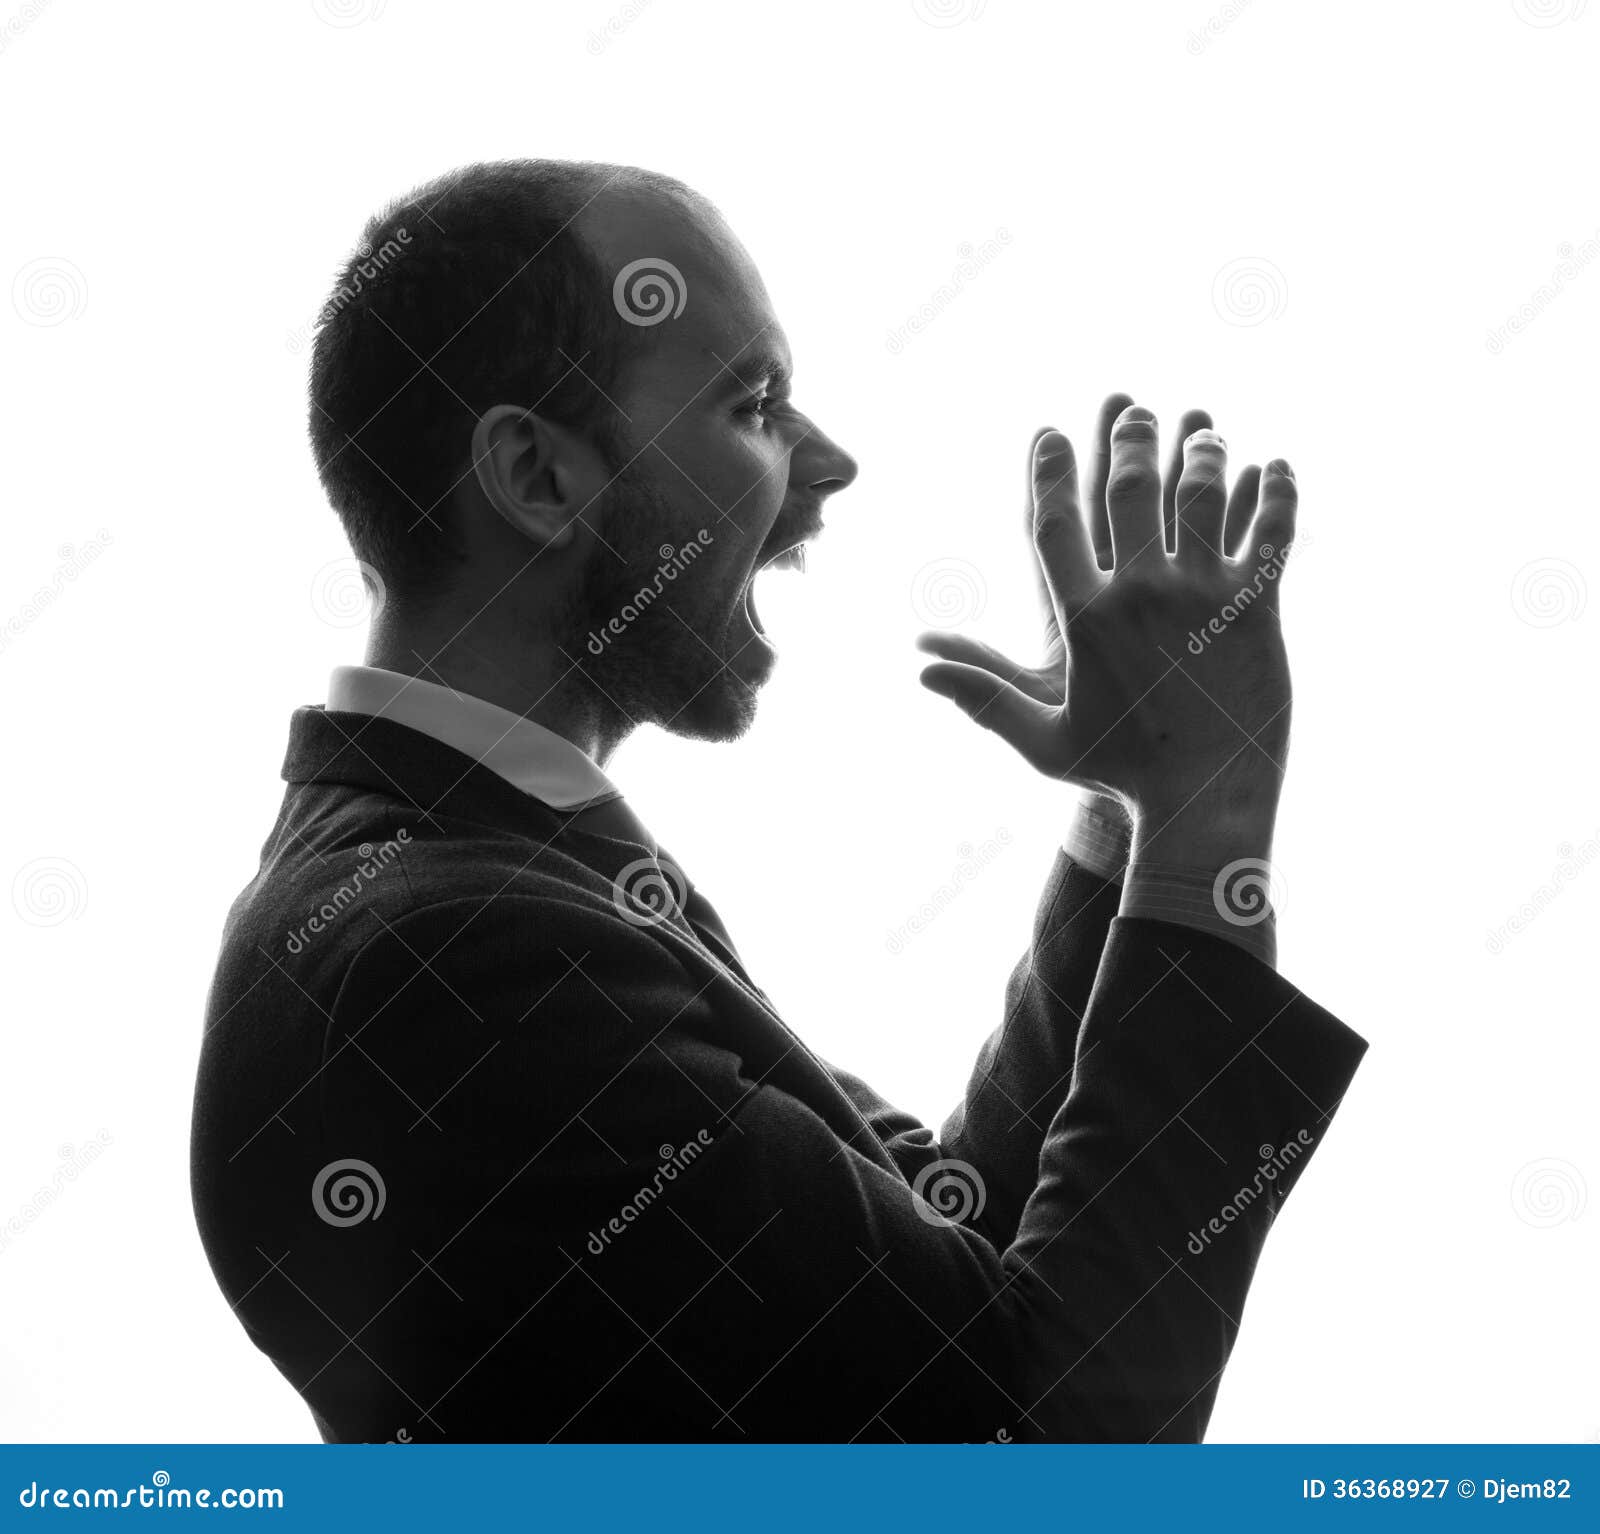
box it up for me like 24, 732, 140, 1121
1063, 792, 1133, 881
1132, 773, 1280, 867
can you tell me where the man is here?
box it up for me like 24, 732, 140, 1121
190, 159, 1365, 1443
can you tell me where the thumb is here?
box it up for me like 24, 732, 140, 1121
919, 661, 1058, 766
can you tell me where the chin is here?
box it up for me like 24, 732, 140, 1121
658, 670, 764, 743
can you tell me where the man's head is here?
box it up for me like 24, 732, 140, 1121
308, 159, 857, 749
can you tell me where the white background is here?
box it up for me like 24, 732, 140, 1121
1, 0, 1596, 1444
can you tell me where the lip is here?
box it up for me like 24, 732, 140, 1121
757, 542, 807, 574
753, 523, 823, 570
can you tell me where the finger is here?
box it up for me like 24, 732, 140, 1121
914, 631, 1055, 702
1031, 429, 1101, 615
1106, 404, 1165, 573
1163, 407, 1213, 553
1024, 426, 1063, 638
1223, 463, 1261, 557
1084, 391, 1134, 569
1175, 427, 1229, 566
919, 661, 1058, 768
1241, 459, 1298, 608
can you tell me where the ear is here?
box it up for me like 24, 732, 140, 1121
470, 404, 599, 550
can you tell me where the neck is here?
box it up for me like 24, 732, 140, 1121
364, 607, 632, 768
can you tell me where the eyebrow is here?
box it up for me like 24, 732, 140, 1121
710, 348, 793, 394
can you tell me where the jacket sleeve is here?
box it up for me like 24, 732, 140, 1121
937, 849, 1124, 1243
818, 849, 1124, 1248
299, 889, 1364, 1443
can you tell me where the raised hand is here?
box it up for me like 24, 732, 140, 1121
917, 395, 1263, 715
917, 399, 1297, 861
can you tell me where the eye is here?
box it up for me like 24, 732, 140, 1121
738, 390, 790, 423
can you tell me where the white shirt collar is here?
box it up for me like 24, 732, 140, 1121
326, 665, 618, 811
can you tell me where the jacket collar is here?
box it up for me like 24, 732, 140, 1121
325, 665, 616, 810
281, 704, 573, 843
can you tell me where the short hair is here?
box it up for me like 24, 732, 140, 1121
307, 159, 686, 603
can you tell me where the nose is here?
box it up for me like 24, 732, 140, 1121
796, 422, 858, 499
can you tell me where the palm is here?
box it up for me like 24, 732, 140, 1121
916, 395, 1278, 810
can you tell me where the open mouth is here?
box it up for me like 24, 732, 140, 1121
742, 541, 808, 637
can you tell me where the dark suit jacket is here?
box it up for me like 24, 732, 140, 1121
190, 705, 1367, 1443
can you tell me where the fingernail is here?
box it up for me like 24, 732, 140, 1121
1267, 458, 1295, 479
1186, 429, 1226, 452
